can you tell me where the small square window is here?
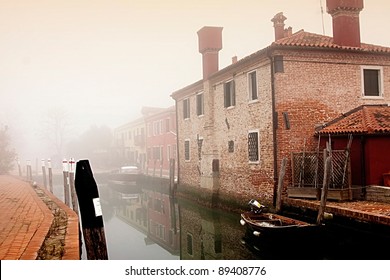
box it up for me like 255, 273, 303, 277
274, 56, 284, 73
362, 67, 382, 97
228, 140, 234, 153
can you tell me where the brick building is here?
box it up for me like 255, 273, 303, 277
171, 0, 390, 205
113, 117, 147, 170
143, 106, 178, 178
113, 106, 177, 178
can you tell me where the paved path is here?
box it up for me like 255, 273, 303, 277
0, 175, 79, 260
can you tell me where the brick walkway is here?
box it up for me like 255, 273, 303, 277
285, 197, 390, 226
0, 175, 79, 260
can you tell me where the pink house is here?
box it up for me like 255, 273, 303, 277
143, 106, 178, 178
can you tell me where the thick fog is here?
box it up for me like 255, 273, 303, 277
1, 0, 389, 168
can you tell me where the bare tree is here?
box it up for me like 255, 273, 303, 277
40, 107, 70, 159
0, 125, 17, 174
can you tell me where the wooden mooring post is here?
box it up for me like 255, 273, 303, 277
26, 160, 32, 181
316, 156, 332, 225
41, 159, 47, 190
276, 158, 287, 213
47, 159, 53, 193
68, 158, 79, 215
17, 159, 22, 177
62, 158, 70, 207
75, 159, 108, 260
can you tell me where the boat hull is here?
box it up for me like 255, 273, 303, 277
240, 211, 319, 239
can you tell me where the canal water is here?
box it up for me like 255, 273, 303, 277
38, 172, 390, 260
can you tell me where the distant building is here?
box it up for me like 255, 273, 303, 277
171, 0, 390, 204
142, 106, 177, 178
112, 117, 146, 170
113, 106, 178, 179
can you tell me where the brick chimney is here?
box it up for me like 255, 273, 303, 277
271, 12, 287, 41
197, 26, 223, 80
326, 0, 364, 47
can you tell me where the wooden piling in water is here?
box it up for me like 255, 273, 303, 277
276, 158, 287, 213
26, 160, 32, 181
17, 160, 22, 177
68, 158, 79, 215
75, 159, 108, 260
62, 159, 70, 207
48, 159, 53, 193
41, 159, 47, 190
317, 156, 332, 225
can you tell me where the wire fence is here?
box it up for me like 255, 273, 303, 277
292, 150, 349, 189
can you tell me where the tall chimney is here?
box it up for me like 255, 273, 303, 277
271, 12, 287, 41
197, 26, 223, 79
326, 0, 364, 47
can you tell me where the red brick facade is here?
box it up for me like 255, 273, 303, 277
171, 1, 390, 205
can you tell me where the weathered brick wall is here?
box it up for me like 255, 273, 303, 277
175, 48, 390, 203
209, 59, 275, 202
274, 50, 390, 189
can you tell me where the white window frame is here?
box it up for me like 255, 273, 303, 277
248, 70, 258, 102
361, 65, 384, 99
248, 129, 260, 164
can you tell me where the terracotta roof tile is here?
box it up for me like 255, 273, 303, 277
318, 105, 390, 135
272, 30, 390, 53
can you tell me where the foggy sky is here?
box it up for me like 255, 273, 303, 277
1, 0, 389, 162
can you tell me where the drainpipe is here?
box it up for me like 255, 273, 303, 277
175, 100, 180, 186
268, 51, 279, 207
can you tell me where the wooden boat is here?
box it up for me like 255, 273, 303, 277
108, 165, 142, 186
240, 200, 319, 239
240, 211, 318, 237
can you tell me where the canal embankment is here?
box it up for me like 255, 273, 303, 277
0, 175, 79, 260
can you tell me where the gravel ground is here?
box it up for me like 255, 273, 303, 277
32, 185, 68, 260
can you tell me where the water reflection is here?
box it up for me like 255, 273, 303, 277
45, 173, 390, 260
99, 182, 180, 260
97, 180, 255, 260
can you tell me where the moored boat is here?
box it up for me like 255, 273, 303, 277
108, 165, 142, 186
240, 200, 319, 239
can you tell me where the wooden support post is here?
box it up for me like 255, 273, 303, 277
47, 159, 53, 193
17, 160, 22, 177
317, 156, 332, 225
75, 159, 108, 260
68, 158, 79, 215
26, 160, 32, 181
276, 158, 287, 213
63, 159, 70, 206
41, 159, 47, 189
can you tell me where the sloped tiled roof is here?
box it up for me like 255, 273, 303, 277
272, 30, 390, 53
317, 105, 390, 135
